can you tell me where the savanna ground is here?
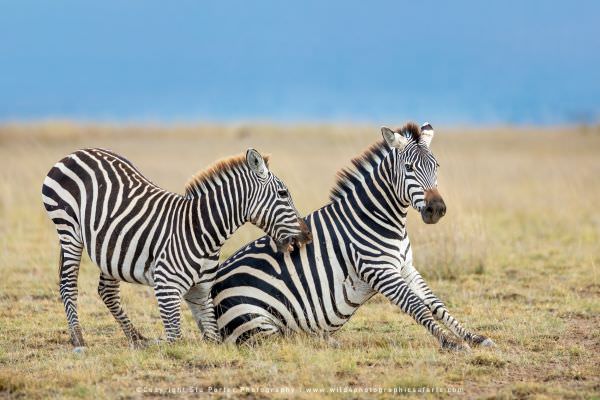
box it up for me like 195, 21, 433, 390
0, 123, 598, 399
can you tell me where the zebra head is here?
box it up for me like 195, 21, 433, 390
381, 122, 446, 224
245, 149, 312, 252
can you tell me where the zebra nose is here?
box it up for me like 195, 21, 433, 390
424, 205, 435, 217
428, 202, 445, 217
422, 200, 446, 223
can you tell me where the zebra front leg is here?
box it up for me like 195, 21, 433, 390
58, 242, 86, 349
360, 263, 469, 351
184, 284, 222, 343
154, 283, 185, 342
97, 273, 148, 348
401, 263, 495, 347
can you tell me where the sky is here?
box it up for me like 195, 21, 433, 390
0, 1, 599, 124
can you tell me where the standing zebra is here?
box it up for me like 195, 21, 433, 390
42, 148, 311, 349
212, 123, 494, 350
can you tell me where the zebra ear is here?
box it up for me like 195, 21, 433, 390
420, 122, 434, 147
246, 148, 269, 178
381, 126, 409, 150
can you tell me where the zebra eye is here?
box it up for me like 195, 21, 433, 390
405, 163, 414, 172
277, 189, 289, 198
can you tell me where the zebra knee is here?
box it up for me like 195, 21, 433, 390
429, 301, 449, 320
97, 280, 106, 299
97, 281, 117, 303
97, 280, 111, 298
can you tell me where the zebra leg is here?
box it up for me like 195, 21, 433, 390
184, 283, 222, 343
58, 241, 85, 348
154, 282, 185, 342
360, 264, 469, 351
97, 273, 148, 348
401, 264, 494, 347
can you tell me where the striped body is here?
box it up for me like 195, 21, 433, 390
42, 148, 308, 347
214, 207, 381, 341
43, 149, 218, 287
214, 124, 493, 349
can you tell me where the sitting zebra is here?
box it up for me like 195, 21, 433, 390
42, 148, 311, 349
212, 123, 494, 351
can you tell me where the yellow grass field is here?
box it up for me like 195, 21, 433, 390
0, 123, 598, 399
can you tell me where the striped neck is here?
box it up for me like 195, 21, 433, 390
329, 142, 409, 236
184, 169, 252, 255
331, 156, 408, 241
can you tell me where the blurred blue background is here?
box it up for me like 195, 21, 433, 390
1, 0, 599, 124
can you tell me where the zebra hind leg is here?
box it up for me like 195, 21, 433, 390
58, 241, 85, 349
184, 284, 222, 343
234, 317, 281, 347
97, 273, 148, 348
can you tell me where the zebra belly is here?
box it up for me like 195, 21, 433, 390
303, 275, 373, 334
86, 234, 156, 285
82, 206, 160, 286
216, 283, 367, 342
215, 266, 373, 341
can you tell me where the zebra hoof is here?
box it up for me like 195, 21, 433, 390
131, 338, 164, 349
480, 338, 496, 348
129, 339, 152, 350
72, 346, 86, 354
441, 339, 471, 353
456, 343, 471, 353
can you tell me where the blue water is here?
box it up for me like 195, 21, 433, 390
1, 1, 599, 124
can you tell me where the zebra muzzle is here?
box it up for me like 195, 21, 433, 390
294, 218, 312, 247
275, 236, 295, 253
422, 188, 446, 224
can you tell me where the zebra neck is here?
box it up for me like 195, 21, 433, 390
335, 195, 408, 243
338, 161, 409, 238
186, 186, 247, 256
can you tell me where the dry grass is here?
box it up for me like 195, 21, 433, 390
0, 122, 599, 399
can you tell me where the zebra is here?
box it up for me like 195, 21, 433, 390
42, 147, 312, 349
212, 123, 494, 350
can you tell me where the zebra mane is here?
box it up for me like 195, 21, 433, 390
184, 153, 270, 197
329, 123, 421, 201
329, 140, 390, 201
396, 122, 421, 142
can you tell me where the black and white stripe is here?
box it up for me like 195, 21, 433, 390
42, 148, 308, 348
212, 123, 494, 350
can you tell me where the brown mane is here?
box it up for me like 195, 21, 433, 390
329, 140, 389, 201
184, 153, 270, 197
329, 122, 421, 201
393, 121, 421, 142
